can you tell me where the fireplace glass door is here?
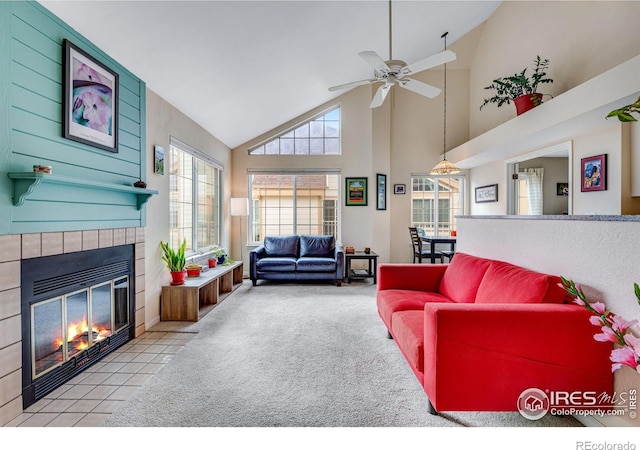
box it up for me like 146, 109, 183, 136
31, 276, 129, 378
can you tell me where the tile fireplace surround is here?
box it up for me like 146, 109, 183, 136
0, 228, 148, 425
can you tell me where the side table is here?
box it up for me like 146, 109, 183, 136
345, 251, 378, 284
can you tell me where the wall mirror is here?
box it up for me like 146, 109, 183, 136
505, 141, 573, 216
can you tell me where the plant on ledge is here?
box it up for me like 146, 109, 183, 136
211, 245, 235, 266
480, 56, 553, 115
606, 96, 640, 122
561, 277, 640, 373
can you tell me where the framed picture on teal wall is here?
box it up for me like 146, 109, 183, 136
63, 39, 119, 153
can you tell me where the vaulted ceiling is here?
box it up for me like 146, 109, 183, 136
40, 1, 502, 149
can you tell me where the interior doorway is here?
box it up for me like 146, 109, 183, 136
505, 141, 573, 215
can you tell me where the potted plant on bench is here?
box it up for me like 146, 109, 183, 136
212, 245, 234, 266
160, 238, 187, 285
480, 56, 553, 115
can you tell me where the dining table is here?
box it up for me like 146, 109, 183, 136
420, 235, 457, 264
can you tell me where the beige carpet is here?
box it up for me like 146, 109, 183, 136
105, 280, 581, 428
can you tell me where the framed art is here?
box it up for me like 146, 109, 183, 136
475, 184, 498, 203
581, 154, 606, 192
376, 173, 386, 210
154, 145, 165, 175
557, 182, 569, 196
63, 39, 119, 153
345, 177, 368, 206
394, 184, 406, 195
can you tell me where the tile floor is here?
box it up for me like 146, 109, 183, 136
3, 330, 194, 427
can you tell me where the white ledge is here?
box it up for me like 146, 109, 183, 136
448, 55, 640, 168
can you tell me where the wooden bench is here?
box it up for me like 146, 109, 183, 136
161, 261, 243, 321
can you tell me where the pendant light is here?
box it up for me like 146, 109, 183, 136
429, 32, 460, 175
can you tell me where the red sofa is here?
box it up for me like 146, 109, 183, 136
376, 252, 613, 414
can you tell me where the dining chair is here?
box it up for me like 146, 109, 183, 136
409, 227, 443, 263
441, 250, 455, 263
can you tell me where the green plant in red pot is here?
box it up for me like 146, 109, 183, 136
480, 56, 553, 115
160, 238, 187, 285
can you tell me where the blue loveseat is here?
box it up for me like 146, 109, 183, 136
250, 235, 344, 286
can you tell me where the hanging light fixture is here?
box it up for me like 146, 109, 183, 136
430, 32, 460, 175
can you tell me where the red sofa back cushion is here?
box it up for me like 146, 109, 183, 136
475, 260, 565, 304
438, 253, 493, 303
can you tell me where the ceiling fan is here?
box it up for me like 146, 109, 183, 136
328, 0, 457, 108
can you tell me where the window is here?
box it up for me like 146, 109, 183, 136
411, 175, 464, 235
248, 106, 341, 155
169, 138, 221, 253
248, 172, 340, 243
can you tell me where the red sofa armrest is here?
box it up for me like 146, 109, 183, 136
422, 303, 613, 412
377, 263, 448, 292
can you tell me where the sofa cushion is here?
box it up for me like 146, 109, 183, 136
475, 261, 555, 304
264, 235, 299, 257
438, 253, 493, 303
296, 257, 336, 272
377, 289, 452, 329
390, 310, 425, 373
300, 235, 335, 257
256, 257, 297, 272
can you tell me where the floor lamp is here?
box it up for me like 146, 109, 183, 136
230, 198, 249, 277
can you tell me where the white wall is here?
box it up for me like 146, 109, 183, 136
572, 124, 623, 215
469, 1, 640, 139
465, 1, 640, 217
144, 89, 232, 327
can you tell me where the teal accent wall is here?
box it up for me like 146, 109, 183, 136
0, 2, 149, 234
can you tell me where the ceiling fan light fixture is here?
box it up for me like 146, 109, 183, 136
327, 0, 456, 108
429, 31, 460, 176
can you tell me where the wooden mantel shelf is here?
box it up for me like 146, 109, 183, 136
448, 55, 640, 169
7, 172, 159, 210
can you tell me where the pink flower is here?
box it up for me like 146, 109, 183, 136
573, 297, 586, 307
80, 90, 109, 133
611, 315, 639, 333
591, 302, 607, 315
594, 326, 619, 343
74, 63, 103, 84
624, 334, 640, 355
589, 315, 604, 326
610, 346, 638, 372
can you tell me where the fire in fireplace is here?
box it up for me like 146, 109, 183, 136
21, 245, 135, 408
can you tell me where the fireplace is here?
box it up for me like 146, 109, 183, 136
20, 245, 135, 408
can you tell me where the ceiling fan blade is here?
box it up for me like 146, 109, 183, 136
328, 78, 375, 92
359, 51, 390, 72
400, 49, 457, 77
398, 78, 441, 99
370, 82, 393, 108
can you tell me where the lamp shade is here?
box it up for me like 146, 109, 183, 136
429, 159, 461, 175
230, 198, 249, 216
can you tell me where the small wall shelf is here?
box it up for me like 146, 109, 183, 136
7, 172, 158, 210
